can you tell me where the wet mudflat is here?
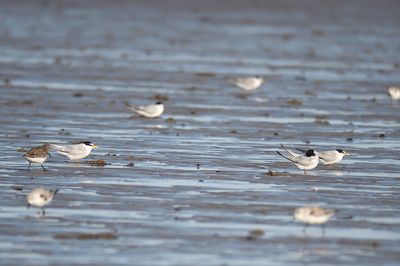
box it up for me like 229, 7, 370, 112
0, 0, 400, 265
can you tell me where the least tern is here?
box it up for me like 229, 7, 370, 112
276, 144, 319, 174
27, 188, 59, 216
388, 86, 400, 100
127, 101, 164, 118
23, 143, 50, 171
296, 148, 351, 165
229, 76, 264, 91
50, 141, 98, 161
294, 206, 335, 233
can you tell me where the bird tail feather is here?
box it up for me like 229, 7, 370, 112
280, 144, 296, 157
276, 151, 297, 164
295, 147, 308, 154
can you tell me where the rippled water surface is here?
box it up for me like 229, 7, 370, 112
0, 0, 399, 265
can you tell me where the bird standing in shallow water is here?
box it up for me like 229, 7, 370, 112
296, 148, 351, 165
127, 101, 164, 118
50, 141, 98, 161
23, 143, 51, 171
294, 206, 335, 234
229, 76, 264, 91
26, 188, 59, 216
276, 144, 319, 174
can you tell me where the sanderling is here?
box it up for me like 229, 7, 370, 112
294, 206, 335, 234
27, 188, 59, 216
23, 143, 51, 171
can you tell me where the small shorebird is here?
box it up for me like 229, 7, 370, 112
50, 141, 98, 161
23, 143, 51, 171
27, 188, 59, 216
127, 101, 164, 118
276, 144, 319, 174
296, 148, 351, 165
294, 206, 335, 234
229, 76, 264, 91
388, 86, 400, 100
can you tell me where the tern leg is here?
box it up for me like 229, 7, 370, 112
41, 208, 46, 216
303, 170, 307, 175
41, 164, 47, 171
321, 224, 326, 236
27, 162, 31, 172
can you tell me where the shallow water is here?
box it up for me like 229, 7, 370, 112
1, 0, 400, 265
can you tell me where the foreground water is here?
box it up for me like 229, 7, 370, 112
0, 0, 399, 265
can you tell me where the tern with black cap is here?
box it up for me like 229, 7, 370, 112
296, 147, 351, 165
50, 141, 98, 161
127, 101, 164, 118
276, 144, 319, 174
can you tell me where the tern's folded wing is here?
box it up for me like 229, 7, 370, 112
319, 151, 337, 162
292, 156, 316, 166
49, 144, 69, 153
228, 78, 240, 84
127, 106, 139, 112
295, 147, 308, 154
140, 105, 157, 112
280, 144, 301, 157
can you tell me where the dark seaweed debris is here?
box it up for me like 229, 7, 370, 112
54, 232, 117, 240
85, 160, 109, 166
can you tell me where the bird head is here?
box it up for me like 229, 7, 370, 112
51, 189, 59, 196
336, 149, 351, 156
82, 141, 98, 149
305, 149, 316, 157
255, 76, 263, 82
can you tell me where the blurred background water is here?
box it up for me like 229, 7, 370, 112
0, 0, 399, 265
